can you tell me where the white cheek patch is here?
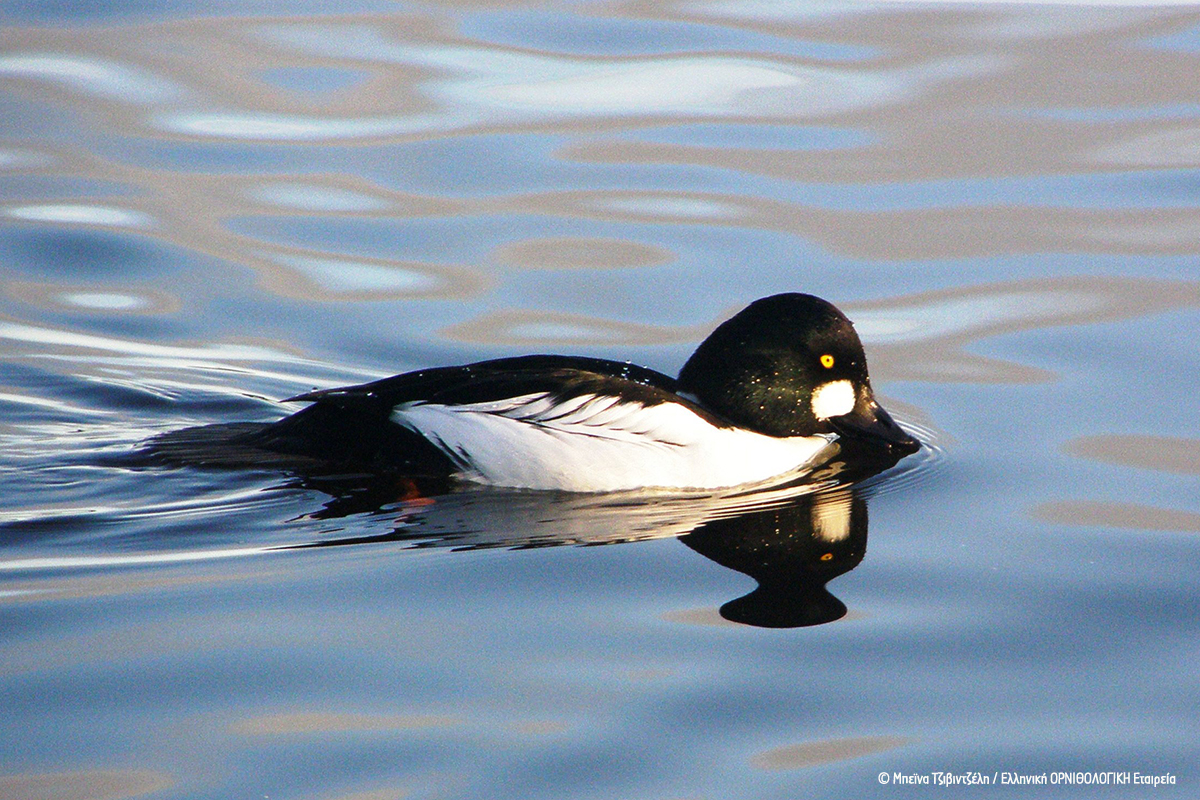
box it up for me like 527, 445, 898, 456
811, 379, 855, 420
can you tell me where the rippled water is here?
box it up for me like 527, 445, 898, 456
3, 2, 1199, 798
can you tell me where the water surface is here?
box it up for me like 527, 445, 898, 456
2, 1, 1199, 798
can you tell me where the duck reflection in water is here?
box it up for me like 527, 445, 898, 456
274, 448, 905, 630
140, 420, 912, 631
680, 485, 866, 628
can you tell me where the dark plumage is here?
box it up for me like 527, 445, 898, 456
149, 294, 919, 491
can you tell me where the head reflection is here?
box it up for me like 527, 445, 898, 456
679, 486, 867, 628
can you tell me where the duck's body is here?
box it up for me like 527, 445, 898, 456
275, 355, 837, 492
247, 294, 918, 492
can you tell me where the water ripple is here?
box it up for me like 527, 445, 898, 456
0, 52, 181, 103
151, 23, 953, 142
4, 203, 153, 228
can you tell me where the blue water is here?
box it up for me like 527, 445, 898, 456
2, 2, 1199, 798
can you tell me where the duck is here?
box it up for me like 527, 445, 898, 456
243, 293, 919, 492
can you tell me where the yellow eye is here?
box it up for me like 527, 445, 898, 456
820, 354, 835, 368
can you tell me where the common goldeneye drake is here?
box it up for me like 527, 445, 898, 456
249, 293, 919, 492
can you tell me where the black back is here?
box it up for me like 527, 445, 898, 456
292, 355, 687, 408
240, 355, 727, 472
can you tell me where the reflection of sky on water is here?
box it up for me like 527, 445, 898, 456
256, 249, 485, 301
1145, 19, 1200, 49
693, 0, 1200, 21
58, 291, 146, 310
254, 66, 371, 95
1091, 128, 1200, 167
265, 252, 440, 293
3, 5, 1199, 333
0, 52, 182, 103
853, 291, 1099, 343
623, 122, 874, 150
0, 147, 52, 169
160, 27, 925, 140
247, 182, 389, 212
1, 4, 1199, 795
4, 203, 153, 228
460, 7, 883, 61
0, 319, 291, 362
594, 194, 747, 219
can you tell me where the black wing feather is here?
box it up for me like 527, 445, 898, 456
246, 355, 731, 473
289, 355, 685, 409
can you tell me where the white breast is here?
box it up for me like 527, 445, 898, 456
391, 392, 836, 492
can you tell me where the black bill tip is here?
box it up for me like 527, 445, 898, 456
829, 399, 920, 457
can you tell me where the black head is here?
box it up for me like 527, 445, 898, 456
678, 293, 918, 456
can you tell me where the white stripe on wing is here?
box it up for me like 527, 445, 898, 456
391, 392, 835, 492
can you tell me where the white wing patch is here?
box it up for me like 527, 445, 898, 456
391, 392, 835, 492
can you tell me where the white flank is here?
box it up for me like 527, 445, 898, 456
391, 393, 836, 492
811, 379, 855, 420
